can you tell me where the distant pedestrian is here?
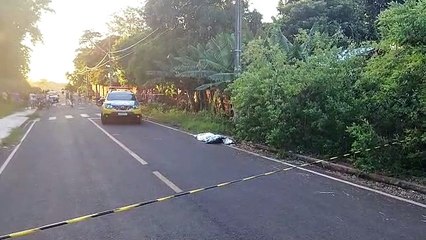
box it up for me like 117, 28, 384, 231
29, 93, 37, 109
1, 92, 8, 102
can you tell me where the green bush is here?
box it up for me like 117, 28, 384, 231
231, 39, 363, 155
347, 0, 426, 175
230, 0, 426, 176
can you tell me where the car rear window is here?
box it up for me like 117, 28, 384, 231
107, 92, 136, 101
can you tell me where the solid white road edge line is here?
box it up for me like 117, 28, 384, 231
88, 118, 148, 165
144, 119, 194, 136
146, 119, 426, 209
227, 145, 426, 209
22, 120, 31, 129
153, 171, 183, 193
0, 120, 37, 176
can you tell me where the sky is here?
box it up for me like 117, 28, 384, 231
28, 0, 280, 83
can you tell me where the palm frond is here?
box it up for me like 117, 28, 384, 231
177, 70, 217, 79
195, 81, 229, 91
208, 73, 235, 82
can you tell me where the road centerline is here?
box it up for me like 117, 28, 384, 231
153, 171, 183, 193
145, 119, 426, 209
88, 118, 148, 165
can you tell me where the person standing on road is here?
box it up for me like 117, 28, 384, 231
69, 92, 74, 107
29, 93, 37, 109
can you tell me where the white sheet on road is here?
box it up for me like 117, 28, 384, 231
195, 132, 234, 145
0, 109, 36, 142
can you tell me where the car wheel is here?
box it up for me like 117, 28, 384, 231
101, 115, 108, 125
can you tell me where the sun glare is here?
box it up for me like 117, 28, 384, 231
28, 0, 278, 83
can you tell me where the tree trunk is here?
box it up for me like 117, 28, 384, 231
209, 89, 215, 113
220, 94, 225, 112
186, 91, 196, 112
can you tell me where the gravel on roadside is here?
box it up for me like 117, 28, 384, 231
234, 142, 426, 205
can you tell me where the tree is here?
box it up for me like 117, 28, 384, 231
276, 0, 407, 42
143, 0, 262, 44
349, 0, 426, 174
69, 31, 122, 96
174, 33, 236, 89
108, 7, 147, 38
230, 36, 364, 153
268, 24, 344, 63
363, 0, 406, 21
277, 0, 371, 42
377, 0, 425, 47
0, 0, 51, 91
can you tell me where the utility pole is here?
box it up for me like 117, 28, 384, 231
234, 0, 242, 74
108, 36, 112, 87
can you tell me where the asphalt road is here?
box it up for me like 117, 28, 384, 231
0, 102, 425, 240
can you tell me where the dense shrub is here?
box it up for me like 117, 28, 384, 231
348, 0, 426, 174
231, 0, 425, 176
231, 39, 365, 155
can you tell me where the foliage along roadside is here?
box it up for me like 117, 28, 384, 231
65, 0, 424, 176
141, 104, 234, 136
0, 102, 24, 119
0, 0, 52, 92
231, 0, 425, 177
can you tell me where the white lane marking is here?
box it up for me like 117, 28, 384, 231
147, 119, 426, 209
80, 114, 89, 118
61, 103, 66, 106
228, 145, 426, 209
88, 118, 148, 165
96, 113, 101, 117
22, 121, 31, 129
0, 121, 37, 176
48, 117, 56, 121
65, 115, 73, 119
144, 119, 194, 136
153, 171, 183, 193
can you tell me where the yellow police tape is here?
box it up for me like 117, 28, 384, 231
325, 139, 407, 162
0, 166, 294, 239
0, 139, 407, 239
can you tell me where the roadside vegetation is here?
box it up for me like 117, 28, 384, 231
65, 0, 424, 177
0, 102, 24, 118
0, 0, 51, 93
142, 104, 234, 135
1, 128, 24, 147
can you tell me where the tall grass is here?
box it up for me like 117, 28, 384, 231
0, 102, 23, 118
141, 104, 234, 135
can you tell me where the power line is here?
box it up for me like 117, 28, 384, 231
110, 28, 160, 54
73, 53, 109, 75
72, 25, 176, 76
88, 38, 109, 55
89, 52, 109, 69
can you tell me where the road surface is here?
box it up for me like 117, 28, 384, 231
0, 102, 425, 240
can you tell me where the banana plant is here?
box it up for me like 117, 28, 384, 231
174, 32, 236, 90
